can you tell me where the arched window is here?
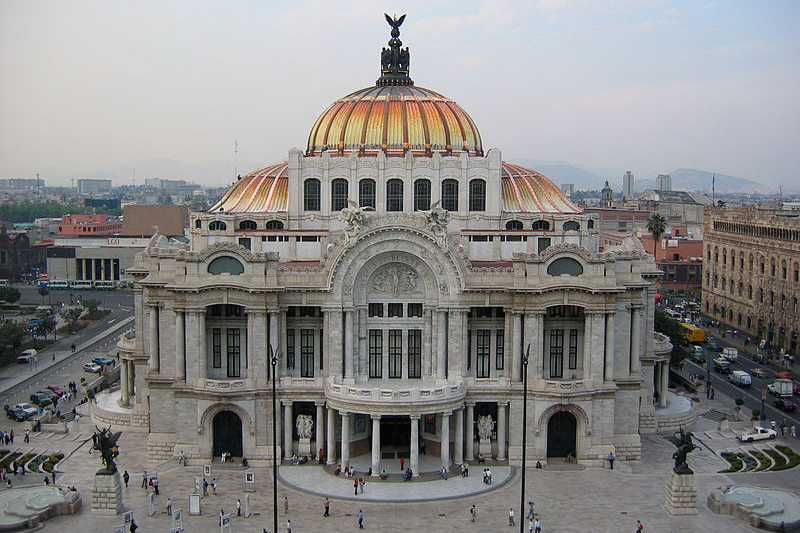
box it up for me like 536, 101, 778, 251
195, 219, 202, 229
532, 220, 550, 231
588, 219, 595, 229
208, 256, 244, 275
386, 179, 403, 211
304, 179, 321, 211
441, 179, 458, 211
266, 220, 284, 230
209, 221, 227, 231
239, 220, 257, 230
547, 257, 583, 276
331, 178, 349, 211
563, 221, 580, 231
359, 179, 376, 209
506, 220, 523, 230
468, 179, 486, 211
414, 179, 431, 211
782, 260, 787, 279
707, 247, 711, 261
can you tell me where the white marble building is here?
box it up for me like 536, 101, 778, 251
118, 19, 670, 472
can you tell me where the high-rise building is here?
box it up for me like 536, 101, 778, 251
656, 174, 672, 192
77, 179, 113, 194
622, 171, 634, 198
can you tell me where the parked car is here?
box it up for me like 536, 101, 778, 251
12, 403, 38, 417
92, 357, 116, 367
46, 385, 67, 397
16, 349, 38, 364
37, 390, 58, 402
29, 392, 52, 407
6, 408, 29, 422
738, 427, 777, 442
774, 398, 797, 412
83, 362, 102, 373
751, 368, 768, 379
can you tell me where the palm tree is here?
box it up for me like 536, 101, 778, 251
646, 213, 667, 257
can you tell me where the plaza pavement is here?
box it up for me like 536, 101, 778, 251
19, 388, 800, 533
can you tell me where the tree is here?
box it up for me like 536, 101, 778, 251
38, 286, 49, 302
654, 310, 688, 368
60, 308, 83, 333
0, 321, 26, 353
646, 213, 667, 257
0, 287, 21, 304
82, 299, 101, 315
38, 315, 57, 340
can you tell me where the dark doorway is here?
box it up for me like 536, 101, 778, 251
380, 417, 410, 458
546, 411, 577, 458
213, 410, 243, 458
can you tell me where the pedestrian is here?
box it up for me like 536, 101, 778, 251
710, 387, 715, 400
509, 508, 515, 526
781, 421, 787, 436
51, 470, 56, 484
203, 478, 208, 496
534, 518, 542, 532
354, 477, 359, 495
318, 448, 325, 465
212, 478, 217, 495
24, 429, 29, 443
470, 504, 477, 522
286, 519, 292, 533
771, 420, 777, 430
167, 498, 173, 516
129, 519, 138, 533
219, 509, 225, 525
527, 501, 536, 520
607, 451, 616, 470
153, 477, 159, 495
236, 499, 241, 516
284, 495, 289, 514
357, 509, 364, 529
529, 518, 535, 532
179, 450, 185, 466
323, 497, 330, 517
400, 457, 405, 471
636, 519, 644, 532
791, 425, 796, 438
141, 471, 147, 489
359, 477, 365, 493
122, 470, 129, 487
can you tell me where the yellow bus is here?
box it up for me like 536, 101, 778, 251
680, 323, 705, 343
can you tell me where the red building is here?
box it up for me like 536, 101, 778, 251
640, 228, 703, 298
57, 214, 122, 236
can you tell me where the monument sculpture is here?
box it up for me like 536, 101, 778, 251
477, 415, 494, 456
296, 414, 314, 455
669, 427, 697, 474
338, 200, 372, 248
665, 427, 699, 515
90, 426, 125, 516
424, 201, 451, 249
377, 13, 412, 86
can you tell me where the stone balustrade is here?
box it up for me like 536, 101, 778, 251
325, 379, 466, 412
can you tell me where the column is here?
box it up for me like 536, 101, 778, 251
454, 407, 464, 464
269, 309, 279, 361
582, 311, 593, 378
461, 310, 469, 377
659, 361, 669, 408
630, 306, 641, 374
422, 308, 433, 377
340, 411, 350, 467
371, 415, 381, 475
315, 402, 325, 460
127, 360, 135, 397
604, 312, 615, 382
503, 310, 513, 378
524, 311, 536, 379
436, 310, 447, 379
497, 402, 507, 460
592, 312, 605, 382
251, 311, 268, 382
148, 304, 159, 372
533, 312, 544, 380
279, 309, 288, 378
449, 311, 465, 378
465, 402, 475, 461
322, 311, 330, 377
344, 310, 354, 380
197, 309, 207, 379
283, 401, 293, 460
440, 412, 451, 470
326, 407, 336, 465
512, 311, 522, 381
119, 358, 130, 406
175, 309, 185, 381
410, 415, 420, 477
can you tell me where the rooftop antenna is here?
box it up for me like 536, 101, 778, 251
711, 174, 715, 206
36, 173, 40, 201
233, 140, 238, 187
132, 166, 136, 187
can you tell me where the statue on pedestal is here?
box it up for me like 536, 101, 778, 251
91, 426, 122, 474
669, 427, 697, 475
296, 415, 314, 440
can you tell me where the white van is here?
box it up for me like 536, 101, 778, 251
722, 347, 738, 361
728, 370, 751, 387
17, 349, 38, 363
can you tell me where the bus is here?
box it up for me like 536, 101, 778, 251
94, 281, 118, 290
69, 280, 94, 290
680, 323, 705, 343
49, 280, 69, 290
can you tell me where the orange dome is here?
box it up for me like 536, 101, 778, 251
306, 85, 483, 157
209, 162, 288, 213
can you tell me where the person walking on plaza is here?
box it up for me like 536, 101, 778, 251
534, 518, 542, 532
607, 451, 616, 470
202, 478, 208, 496
129, 519, 137, 533
141, 471, 147, 489
710, 387, 715, 400
236, 499, 241, 516
470, 504, 477, 522
323, 497, 330, 517
527, 501, 536, 520
529, 518, 535, 532
359, 477, 365, 494
509, 508, 515, 526
357, 509, 364, 529
792, 425, 796, 438
167, 498, 172, 516
122, 470, 129, 487
636, 519, 644, 532
212, 478, 217, 495
400, 456, 404, 471
284, 495, 289, 514
286, 519, 292, 532
354, 477, 359, 495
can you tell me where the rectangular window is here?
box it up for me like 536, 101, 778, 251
495, 330, 504, 370
568, 329, 578, 369
368, 303, 384, 317
475, 307, 493, 318
388, 303, 403, 317
212, 328, 222, 368
538, 237, 552, 253
226, 328, 241, 377
549, 329, 564, 378
388, 330, 402, 378
408, 329, 422, 378
300, 329, 314, 377
369, 330, 383, 378
407, 303, 423, 317
238, 237, 251, 250
286, 329, 295, 369
476, 329, 491, 378
320, 329, 324, 370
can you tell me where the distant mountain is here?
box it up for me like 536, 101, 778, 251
664, 169, 766, 194
508, 159, 606, 190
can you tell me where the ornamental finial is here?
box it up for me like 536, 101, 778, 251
377, 13, 413, 86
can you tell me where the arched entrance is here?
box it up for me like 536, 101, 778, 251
380, 416, 410, 458
546, 411, 577, 458
213, 411, 243, 458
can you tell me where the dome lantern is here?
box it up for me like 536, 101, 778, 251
377, 13, 413, 87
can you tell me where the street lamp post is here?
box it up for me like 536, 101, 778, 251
270, 345, 278, 533
519, 344, 530, 533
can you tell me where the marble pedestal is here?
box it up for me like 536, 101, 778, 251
298, 437, 312, 456
91, 470, 124, 516
479, 438, 492, 457
665, 471, 698, 515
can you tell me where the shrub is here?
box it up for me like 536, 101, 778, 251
763, 449, 787, 470
751, 450, 772, 472
751, 409, 761, 420
776, 446, 800, 470
720, 451, 743, 473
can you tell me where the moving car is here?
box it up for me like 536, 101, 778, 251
29, 392, 52, 407
753, 353, 770, 364
713, 357, 732, 374
722, 347, 738, 361
706, 338, 722, 352
738, 427, 777, 442
774, 398, 797, 412
12, 403, 38, 417
83, 362, 102, 373
751, 368, 768, 379
92, 357, 116, 367
6, 408, 29, 422
46, 385, 67, 397
767, 379, 793, 398
728, 370, 751, 387
16, 349, 38, 364
774, 371, 793, 380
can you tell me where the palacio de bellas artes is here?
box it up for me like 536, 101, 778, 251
120, 15, 671, 477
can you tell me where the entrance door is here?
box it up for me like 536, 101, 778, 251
546, 411, 576, 458
380, 417, 410, 458
213, 410, 243, 458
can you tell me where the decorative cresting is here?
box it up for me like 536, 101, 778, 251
501, 163, 581, 214
208, 162, 288, 214
377, 13, 412, 86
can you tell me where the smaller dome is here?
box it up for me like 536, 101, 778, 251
209, 163, 288, 213
501, 163, 581, 214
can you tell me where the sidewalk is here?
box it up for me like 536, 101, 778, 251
0, 316, 134, 397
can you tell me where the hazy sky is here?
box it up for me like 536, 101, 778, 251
1, 0, 798, 187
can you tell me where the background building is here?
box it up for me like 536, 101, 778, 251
57, 214, 122, 236
656, 174, 672, 191
77, 179, 113, 194
622, 171, 634, 199
702, 207, 800, 353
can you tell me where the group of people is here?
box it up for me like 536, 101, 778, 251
481, 468, 493, 484
770, 419, 797, 439
352, 477, 365, 494
289, 455, 308, 465
335, 464, 356, 478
